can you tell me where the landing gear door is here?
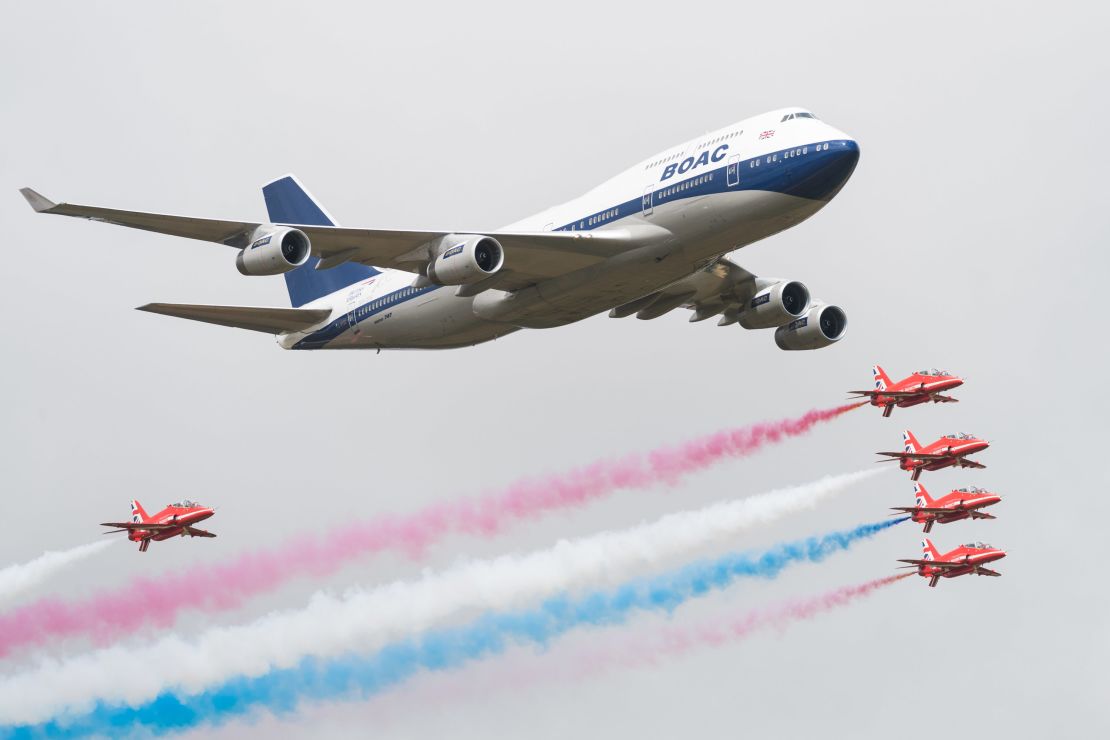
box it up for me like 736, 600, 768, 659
726, 155, 741, 187
641, 185, 654, 216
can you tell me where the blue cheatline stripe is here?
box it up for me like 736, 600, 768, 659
292, 283, 441, 349
554, 139, 859, 233
13, 517, 904, 737
290, 139, 858, 349
262, 176, 380, 309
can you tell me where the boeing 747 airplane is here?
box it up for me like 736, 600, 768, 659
21, 107, 859, 351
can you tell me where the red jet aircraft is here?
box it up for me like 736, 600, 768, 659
850, 365, 963, 418
891, 482, 1001, 533
876, 430, 989, 481
101, 499, 216, 552
898, 538, 1006, 587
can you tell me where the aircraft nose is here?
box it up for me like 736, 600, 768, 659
785, 138, 860, 201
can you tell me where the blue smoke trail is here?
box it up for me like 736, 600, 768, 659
14, 518, 905, 738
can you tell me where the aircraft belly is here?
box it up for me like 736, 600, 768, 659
510, 191, 824, 328
344, 292, 515, 350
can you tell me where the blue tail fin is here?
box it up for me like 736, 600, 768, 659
262, 175, 378, 307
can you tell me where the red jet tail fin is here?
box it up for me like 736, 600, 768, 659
872, 365, 894, 392
902, 430, 922, 454
129, 500, 151, 524
921, 538, 941, 561
913, 482, 936, 507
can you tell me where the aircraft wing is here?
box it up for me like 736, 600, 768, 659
932, 394, 959, 403
974, 567, 1001, 577
955, 459, 987, 469
183, 526, 216, 538
606, 256, 765, 322
20, 188, 629, 291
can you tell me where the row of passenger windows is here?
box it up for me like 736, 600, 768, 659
587, 207, 619, 226
659, 172, 713, 198
644, 129, 741, 170
696, 130, 741, 151
645, 150, 686, 170
355, 288, 420, 317
747, 142, 831, 168
577, 141, 836, 227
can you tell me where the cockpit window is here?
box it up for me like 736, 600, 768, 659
171, 499, 201, 508
781, 112, 818, 122
964, 542, 992, 549
945, 432, 975, 440
917, 368, 951, 376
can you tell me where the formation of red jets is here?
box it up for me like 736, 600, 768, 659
95, 365, 1006, 582
854, 366, 1006, 587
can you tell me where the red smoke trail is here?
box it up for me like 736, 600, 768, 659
598, 572, 911, 671
0, 403, 862, 658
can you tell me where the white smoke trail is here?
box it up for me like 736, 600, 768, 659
0, 541, 115, 604
0, 469, 881, 726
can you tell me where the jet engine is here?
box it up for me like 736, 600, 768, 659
774, 303, 847, 350
427, 235, 504, 285
235, 227, 312, 276
736, 280, 810, 330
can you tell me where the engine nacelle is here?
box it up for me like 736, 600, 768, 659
774, 303, 847, 350
427, 235, 504, 286
737, 280, 810, 330
236, 227, 312, 276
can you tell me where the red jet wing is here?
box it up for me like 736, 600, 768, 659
182, 526, 216, 538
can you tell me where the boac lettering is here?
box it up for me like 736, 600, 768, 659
660, 143, 729, 181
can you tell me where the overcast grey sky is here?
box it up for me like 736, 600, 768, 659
2, 1, 1108, 737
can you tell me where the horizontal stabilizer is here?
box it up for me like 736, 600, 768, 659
897, 559, 963, 569
848, 390, 921, 398
101, 521, 180, 531
875, 451, 953, 460
137, 303, 330, 334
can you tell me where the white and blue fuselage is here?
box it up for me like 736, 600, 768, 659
281, 108, 858, 350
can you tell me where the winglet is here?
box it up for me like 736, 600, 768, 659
19, 187, 57, 213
